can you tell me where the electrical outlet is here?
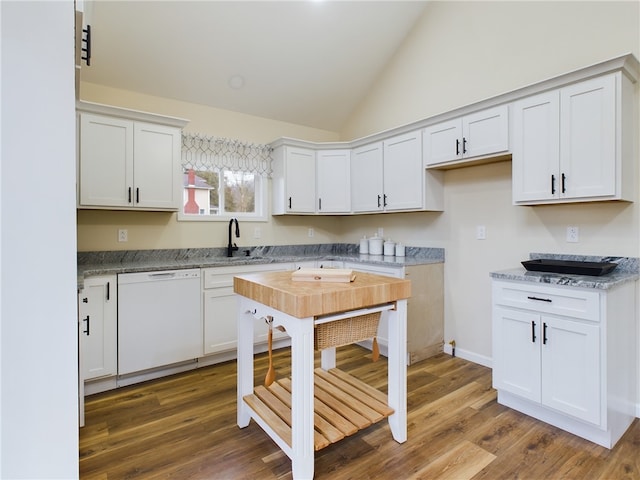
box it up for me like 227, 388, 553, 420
476, 225, 486, 240
566, 226, 579, 243
378, 227, 384, 238
118, 229, 128, 242
308, 228, 314, 238
254, 227, 261, 239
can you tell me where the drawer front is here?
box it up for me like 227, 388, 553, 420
203, 263, 291, 289
343, 262, 403, 278
493, 280, 600, 321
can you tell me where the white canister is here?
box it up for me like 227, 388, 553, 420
368, 234, 383, 255
395, 243, 405, 257
359, 236, 369, 254
384, 240, 395, 256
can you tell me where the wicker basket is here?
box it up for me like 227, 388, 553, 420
314, 312, 381, 350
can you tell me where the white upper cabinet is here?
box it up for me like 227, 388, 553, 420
271, 55, 637, 212
512, 73, 633, 204
383, 131, 425, 211
272, 146, 316, 214
77, 102, 187, 211
273, 146, 351, 214
350, 132, 443, 213
351, 142, 385, 213
133, 122, 183, 209
79, 114, 133, 208
316, 149, 351, 213
424, 105, 509, 168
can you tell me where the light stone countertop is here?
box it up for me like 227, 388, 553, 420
490, 253, 639, 290
77, 244, 445, 290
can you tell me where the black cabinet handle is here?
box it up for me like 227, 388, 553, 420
551, 175, 556, 195
318, 198, 322, 211
106, 282, 110, 301
531, 321, 536, 343
136, 187, 140, 203
527, 295, 552, 303
288, 197, 292, 209
377, 195, 381, 208
561, 173, 566, 194
81, 25, 91, 66
456, 138, 460, 156
543, 322, 548, 345
83, 315, 90, 336
462, 137, 467, 154
383, 194, 388, 207
128, 187, 132, 203
82, 297, 88, 304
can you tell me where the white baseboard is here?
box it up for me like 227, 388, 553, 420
443, 343, 493, 369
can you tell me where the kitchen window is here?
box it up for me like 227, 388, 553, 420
178, 133, 271, 221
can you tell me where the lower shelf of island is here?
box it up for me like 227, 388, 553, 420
243, 367, 394, 451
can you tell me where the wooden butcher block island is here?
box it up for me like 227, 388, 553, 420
234, 271, 411, 479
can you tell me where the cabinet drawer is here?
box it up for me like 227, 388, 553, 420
493, 280, 600, 321
203, 263, 290, 289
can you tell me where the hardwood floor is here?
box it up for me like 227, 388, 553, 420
80, 345, 640, 479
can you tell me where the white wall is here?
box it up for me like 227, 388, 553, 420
1, 1, 79, 477
339, 1, 640, 380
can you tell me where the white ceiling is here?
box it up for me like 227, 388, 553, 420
80, 1, 427, 131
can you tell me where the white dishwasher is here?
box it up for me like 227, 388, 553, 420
118, 269, 202, 375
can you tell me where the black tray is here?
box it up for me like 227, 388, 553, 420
521, 259, 618, 276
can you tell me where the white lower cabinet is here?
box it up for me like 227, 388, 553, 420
78, 275, 117, 381
492, 279, 637, 448
202, 263, 291, 355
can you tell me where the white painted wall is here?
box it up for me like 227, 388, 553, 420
340, 1, 640, 401
1, 1, 78, 477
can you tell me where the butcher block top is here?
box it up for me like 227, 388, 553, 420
234, 271, 411, 318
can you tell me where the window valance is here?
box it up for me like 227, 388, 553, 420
181, 133, 273, 177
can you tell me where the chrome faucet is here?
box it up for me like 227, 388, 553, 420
227, 218, 240, 257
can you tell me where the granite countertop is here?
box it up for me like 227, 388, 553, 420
490, 253, 639, 290
77, 244, 445, 289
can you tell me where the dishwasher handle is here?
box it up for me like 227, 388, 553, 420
147, 272, 177, 279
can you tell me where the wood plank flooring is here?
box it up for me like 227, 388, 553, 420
80, 346, 640, 479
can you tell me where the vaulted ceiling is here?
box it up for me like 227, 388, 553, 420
80, 1, 427, 131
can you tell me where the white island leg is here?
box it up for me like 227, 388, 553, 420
289, 316, 315, 479
386, 299, 407, 443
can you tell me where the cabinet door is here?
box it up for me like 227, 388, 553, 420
541, 316, 601, 425
316, 150, 351, 213
133, 122, 181, 209
492, 307, 541, 402
79, 113, 133, 207
462, 105, 509, 159
423, 118, 462, 166
203, 287, 238, 354
351, 143, 384, 212
512, 91, 560, 203
78, 276, 117, 381
560, 75, 616, 199
285, 147, 316, 213
383, 131, 423, 211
